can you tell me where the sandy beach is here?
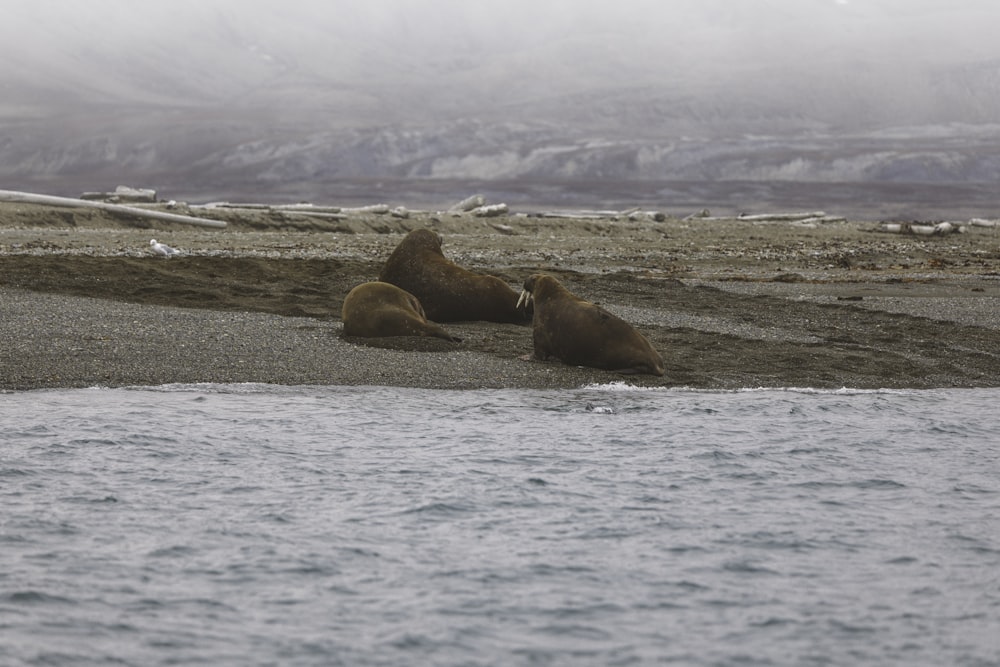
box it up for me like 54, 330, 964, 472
2, 199, 999, 391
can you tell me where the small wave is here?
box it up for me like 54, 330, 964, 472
581, 381, 663, 392
148, 545, 198, 558
733, 386, 918, 396
829, 619, 878, 635
5, 591, 76, 605
722, 560, 781, 576
398, 501, 477, 517
752, 616, 797, 628
135, 382, 297, 395
533, 622, 615, 641
794, 478, 906, 490
652, 385, 919, 396
885, 556, 919, 565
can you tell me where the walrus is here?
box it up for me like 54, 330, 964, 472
517, 273, 665, 376
341, 281, 459, 342
378, 228, 529, 323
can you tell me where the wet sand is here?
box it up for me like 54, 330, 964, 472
2, 200, 999, 391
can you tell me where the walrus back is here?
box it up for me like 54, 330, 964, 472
379, 230, 528, 323
341, 281, 458, 342
526, 274, 664, 376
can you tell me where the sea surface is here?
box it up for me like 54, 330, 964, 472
1, 384, 998, 667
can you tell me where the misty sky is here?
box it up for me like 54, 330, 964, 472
3, 0, 1000, 202
4, 0, 999, 109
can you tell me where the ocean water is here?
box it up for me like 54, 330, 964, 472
1, 383, 998, 667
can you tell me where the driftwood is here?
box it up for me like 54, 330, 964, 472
449, 194, 486, 213
472, 203, 509, 217
342, 204, 391, 215
80, 185, 158, 203
198, 202, 343, 213
273, 203, 343, 214
531, 210, 610, 220
530, 206, 658, 220
687, 211, 846, 225
198, 202, 271, 210
487, 222, 516, 235
738, 211, 829, 222
684, 209, 713, 220
795, 215, 847, 225
281, 211, 347, 221
195, 202, 349, 220
878, 221, 967, 236
0, 189, 227, 228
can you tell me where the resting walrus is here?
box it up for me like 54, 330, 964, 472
378, 228, 529, 323
517, 273, 664, 376
341, 281, 459, 342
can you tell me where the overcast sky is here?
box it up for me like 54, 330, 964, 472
3, 0, 998, 155
3, 0, 999, 201
4, 0, 998, 98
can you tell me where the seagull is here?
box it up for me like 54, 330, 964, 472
149, 239, 180, 257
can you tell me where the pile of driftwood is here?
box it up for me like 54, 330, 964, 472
685, 210, 846, 226
0, 188, 521, 229
878, 221, 966, 235
11, 186, 995, 236
877, 219, 999, 235
447, 195, 509, 217
80, 185, 158, 204
0, 189, 227, 228
199, 195, 512, 220
526, 206, 666, 222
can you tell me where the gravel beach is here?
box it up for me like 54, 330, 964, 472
2, 200, 999, 391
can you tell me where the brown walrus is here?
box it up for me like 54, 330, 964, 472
517, 273, 664, 376
378, 228, 529, 323
341, 281, 459, 342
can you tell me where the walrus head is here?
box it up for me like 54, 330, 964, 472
517, 273, 565, 310
404, 228, 444, 255
516, 276, 535, 311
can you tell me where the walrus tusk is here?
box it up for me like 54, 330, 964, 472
516, 289, 532, 310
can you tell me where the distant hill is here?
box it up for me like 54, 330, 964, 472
2, 0, 999, 216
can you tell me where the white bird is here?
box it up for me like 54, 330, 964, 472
149, 239, 179, 257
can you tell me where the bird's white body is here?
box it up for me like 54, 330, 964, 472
149, 239, 179, 257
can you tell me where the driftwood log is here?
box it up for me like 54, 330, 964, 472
530, 206, 661, 221
472, 203, 509, 217
738, 211, 829, 222
195, 202, 347, 220
689, 211, 846, 225
449, 194, 486, 213
342, 204, 391, 215
0, 189, 227, 228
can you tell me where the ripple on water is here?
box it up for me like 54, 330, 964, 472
0, 385, 998, 666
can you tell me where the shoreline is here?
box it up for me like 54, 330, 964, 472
2, 202, 1000, 391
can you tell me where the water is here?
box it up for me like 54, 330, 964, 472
2, 383, 998, 667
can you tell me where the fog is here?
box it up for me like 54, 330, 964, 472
2, 0, 999, 213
